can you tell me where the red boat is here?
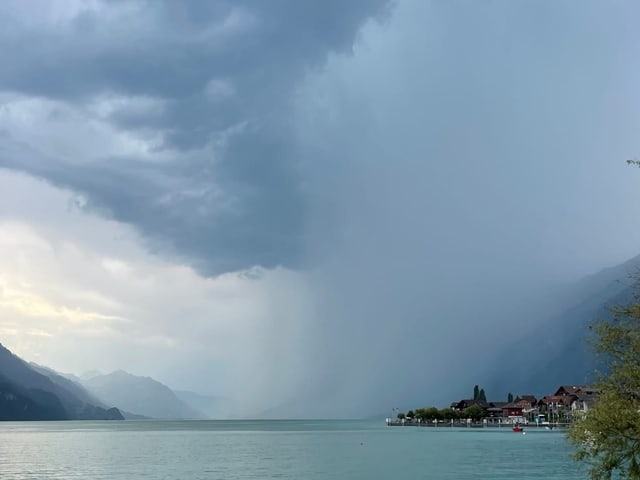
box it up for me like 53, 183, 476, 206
512, 426, 523, 432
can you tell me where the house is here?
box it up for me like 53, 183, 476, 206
514, 395, 537, 410
451, 399, 490, 412
547, 385, 599, 416
577, 386, 598, 396
501, 402, 523, 418
555, 385, 596, 397
537, 395, 572, 410
486, 402, 507, 418
571, 394, 597, 413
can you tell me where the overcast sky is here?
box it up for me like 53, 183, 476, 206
1, 0, 639, 417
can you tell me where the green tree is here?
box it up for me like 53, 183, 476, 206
440, 408, 459, 421
463, 404, 484, 421
415, 407, 441, 421
507, 392, 514, 403
473, 385, 479, 400
569, 291, 640, 479
479, 388, 487, 402
426, 407, 442, 421
397, 412, 405, 420
406, 410, 415, 419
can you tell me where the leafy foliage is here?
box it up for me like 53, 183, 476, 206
440, 408, 459, 420
462, 404, 484, 421
569, 294, 640, 479
412, 407, 460, 422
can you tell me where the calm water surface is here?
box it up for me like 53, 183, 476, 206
0, 420, 585, 479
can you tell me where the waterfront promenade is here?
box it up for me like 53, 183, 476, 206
386, 419, 569, 429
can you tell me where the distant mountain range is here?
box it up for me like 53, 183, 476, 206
0, 343, 231, 421
81, 371, 206, 420
0, 343, 123, 421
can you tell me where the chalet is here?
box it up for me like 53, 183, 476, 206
554, 385, 596, 397
537, 395, 572, 409
577, 386, 598, 396
486, 402, 507, 418
555, 385, 582, 396
501, 402, 523, 417
571, 394, 597, 413
543, 386, 599, 412
514, 395, 537, 410
451, 399, 490, 412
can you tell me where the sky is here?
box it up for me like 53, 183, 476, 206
1, 0, 640, 417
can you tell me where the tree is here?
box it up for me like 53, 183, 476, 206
406, 410, 415, 419
473, 385, 480, 400
463, 404, 484, 421
507, 392, 514, 403
569, 288, 640, 479
414, 407, 440, 422
397, 412, 405, 420
429, 407, 443, 421
440, 408, 459, 421
479, 389, 487, 402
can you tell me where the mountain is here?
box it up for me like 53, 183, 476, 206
30, 363, 104, 407
0, 372, 67, 420
174, 390, 234, 419
82, 371, 206, 419
30, 364, 151, 419
0, 343, 123, 420
485, 254, 640, 398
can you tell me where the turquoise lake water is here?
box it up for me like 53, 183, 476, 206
0, 420, 585, 479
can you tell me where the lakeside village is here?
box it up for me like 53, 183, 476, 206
386, 384, 598, 429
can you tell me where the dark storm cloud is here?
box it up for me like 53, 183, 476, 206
0, 0, 391, 273
3, 0, 640, 418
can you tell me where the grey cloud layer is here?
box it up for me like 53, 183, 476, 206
0, 0, 390, 273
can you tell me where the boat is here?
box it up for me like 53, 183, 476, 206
512, 426, 523, 432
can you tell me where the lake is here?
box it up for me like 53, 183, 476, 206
0, 420, 584, 479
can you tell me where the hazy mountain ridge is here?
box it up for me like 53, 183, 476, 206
0, 343, 123, 420
0, 371, 67, 420
0, 344, 219, 420
27, 365, 151, 420
30, 363, 106, 408
82, 370, 206, 419
486, 254, 640, 398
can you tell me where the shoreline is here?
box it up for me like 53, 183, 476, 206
386, 420, 570, 429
